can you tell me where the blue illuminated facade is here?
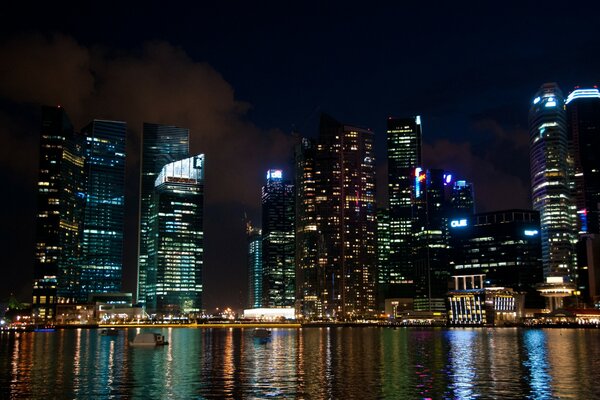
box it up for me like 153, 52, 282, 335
80, 119, 127, 301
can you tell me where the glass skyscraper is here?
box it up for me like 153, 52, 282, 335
261, 169, 295, 308
385, 117, 422, 300
80, 119, 127, 300
138, 123, 189, 306
412, 168, 451, 311
147, 155, 205, 314
297, 114, 377, 319
295, 138, 320, 317
33, 106, 86, 320
529, 83, 577, 279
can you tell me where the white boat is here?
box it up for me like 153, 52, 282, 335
252, 328, 272, 339
130, 332, 169, 346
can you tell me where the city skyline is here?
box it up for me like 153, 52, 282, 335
2, 3, 600, 310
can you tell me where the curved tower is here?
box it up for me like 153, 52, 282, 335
529, 83, 577, 279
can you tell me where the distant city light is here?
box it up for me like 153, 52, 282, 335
524, 229, 539, 236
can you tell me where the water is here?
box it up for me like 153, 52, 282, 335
2, 327, 600, 399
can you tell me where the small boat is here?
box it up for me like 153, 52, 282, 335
99, 328, 119, 336
130, 332, 169, 346
33, 325, 56, 333
252, 328, 272, 339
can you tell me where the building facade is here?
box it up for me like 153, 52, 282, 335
566, 88, 600, 304
314, 114, 377, 319
294, 138, 321, 317
80, 120, 127, 301
385, 116, 422, 300
146, 155, 205, 314
448, 209, 544, 308
529, 83, 577, 279
33, 106, 86, 320
261, 169, 295, 307
412, 168, 451, 311
138, 123, 189, 306
247, 221, 263, 309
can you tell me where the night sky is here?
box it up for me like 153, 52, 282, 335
1, 2, 599, 310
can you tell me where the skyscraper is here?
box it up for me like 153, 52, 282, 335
146, 155, 205, 314
247, 221, 263, 309
138, 123, 189, 306
385, 116, 422, 300
294, 138, 321, 317
261, 169, 295, 307
297, 115, 377, 320
376, 208, 391, 304
80, 120, 127, 300
33, 106, 86, 320
412, 168, 451, 311
566, 88, 600, 235
566, 87, 600, 303
529, 83, 577, 279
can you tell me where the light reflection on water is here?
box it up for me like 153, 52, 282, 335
1, 327, 600, 399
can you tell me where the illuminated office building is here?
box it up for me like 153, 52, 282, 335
376, 208, 391, 308
315, 114, 376, 319
138, 123, 189, 306
80, 120, 127, 300
566, 87, 600, 303
32, 106, 86, 320
146, 155, 205, 314
529, 83, 577, 279
385, 116, 422, 300
262, 169, 295, 307
247, 221, 263, 309
295, 138, 321, 317
448, 209, 544, 308
412, 168, 452, 312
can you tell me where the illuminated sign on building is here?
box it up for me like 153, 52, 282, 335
267, 169, 283, 180
524, 229, 539, 236
450, 219, 468, 228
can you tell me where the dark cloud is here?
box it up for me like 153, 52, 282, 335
0, 34, 296, 309
423, 139, 529, 213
